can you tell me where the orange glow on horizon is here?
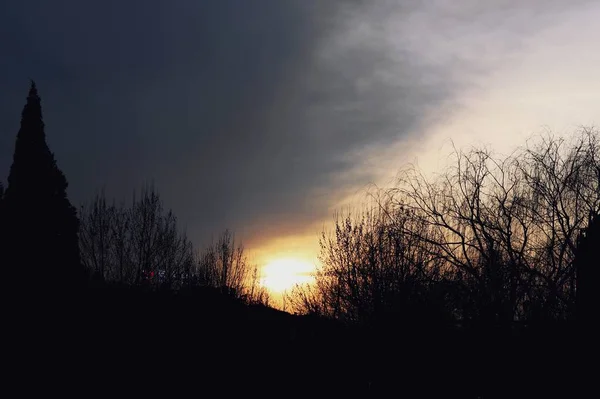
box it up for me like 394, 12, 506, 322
260, 258, 316, 294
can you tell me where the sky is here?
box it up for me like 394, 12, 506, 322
1, 0, 599, 271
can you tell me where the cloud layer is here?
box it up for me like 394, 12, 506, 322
1, 0, 597, 254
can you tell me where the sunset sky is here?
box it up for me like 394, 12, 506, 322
1, 1, 599, 292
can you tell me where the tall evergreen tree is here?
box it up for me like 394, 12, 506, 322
0, 81, 81, 296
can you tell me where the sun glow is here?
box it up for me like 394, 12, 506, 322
260, 258, 316, 293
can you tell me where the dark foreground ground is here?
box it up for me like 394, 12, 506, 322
5, 283, 588, 398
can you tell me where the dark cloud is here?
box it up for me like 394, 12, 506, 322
1, 0, 589, 249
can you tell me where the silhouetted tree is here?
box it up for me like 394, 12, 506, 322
197, 229, 265, 301
0, 182, 4, 224
247, 259, 271, 306
393, 129, 600, 324
80, 187, 270, 305
79, 185, 195, 290
574, 211, 600, 325
296, 128, 600, 330
290, 201, 447, 326
0, 81, 81, 297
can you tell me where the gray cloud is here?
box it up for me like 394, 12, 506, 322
0, 0, 592, 250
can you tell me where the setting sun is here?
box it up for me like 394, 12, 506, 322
260, 258, 316, 293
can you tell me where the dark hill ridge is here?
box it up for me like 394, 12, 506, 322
66, 283, 357, 394
79, 283, 346, 356
5, 279, 584, 398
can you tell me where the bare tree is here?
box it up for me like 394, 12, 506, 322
294, 128, 600, 326
79, 184, 195, 290
248, 262, 271, 306
290, 199, 444, 324
79, 189, 115, 280
392, 128, 600, 323
197, 229, 269, 303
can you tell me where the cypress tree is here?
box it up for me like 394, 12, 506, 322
0, 81, 81, 297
